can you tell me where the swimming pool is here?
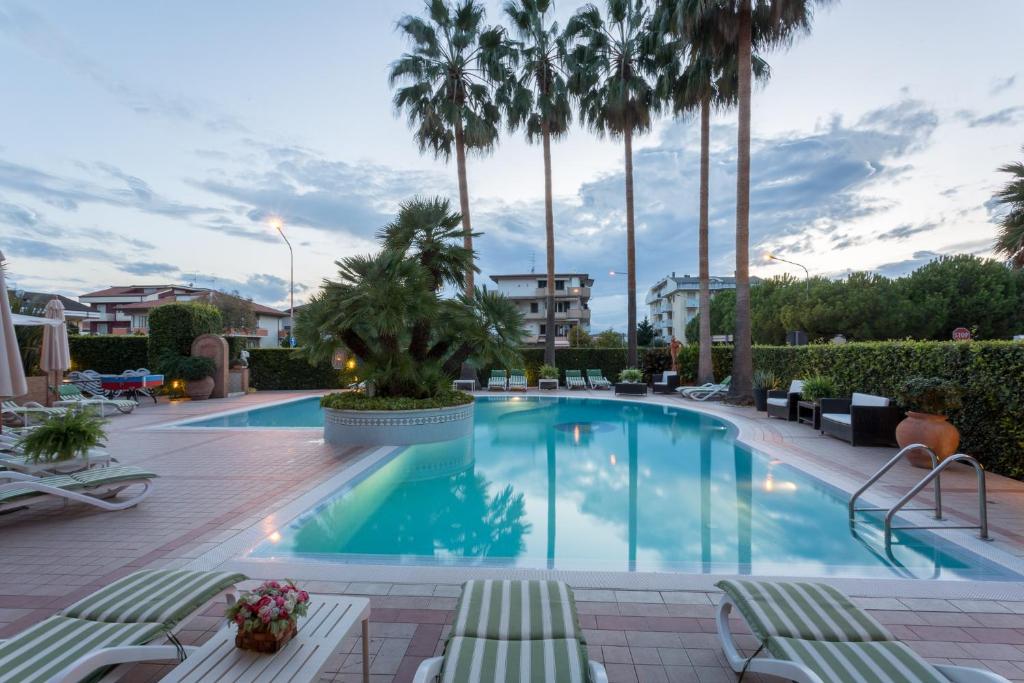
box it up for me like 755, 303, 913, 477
187, 396, 1016, 580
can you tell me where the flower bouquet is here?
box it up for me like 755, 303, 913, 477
226, 580, 310, 653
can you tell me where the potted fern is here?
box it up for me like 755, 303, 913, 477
538, 364, 559, 390
18, 411, 107, 463
616, 368, 646, 396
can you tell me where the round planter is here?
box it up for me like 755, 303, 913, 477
185, 376, 215, 401
324, 401, 474, 446
753, 388, 768, 412
896, 411, 960, 468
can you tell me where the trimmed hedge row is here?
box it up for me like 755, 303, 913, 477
677, 341, 1024, 479
148, 302, 222, 367
248, 348, 346, 390
69, 336, 149, 374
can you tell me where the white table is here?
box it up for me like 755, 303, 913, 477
538, 379, 559, 390
162, 596, 371, 683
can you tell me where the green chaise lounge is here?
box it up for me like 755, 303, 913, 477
0, 465, 155, 514
565, 369, 587, 390
586, 369, 611, 389
1, 400, 66, 427
54, 384, 136, 416
488, 370, 508, 391
0, 568, 246, 683
716, 579, 1008, 683
508, 369, 527, 392
414, 579, 608, 683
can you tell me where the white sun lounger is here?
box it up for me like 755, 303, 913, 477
0, 465, 155, 513
1, 400, 66, 427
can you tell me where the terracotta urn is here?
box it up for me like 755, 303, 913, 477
185, 376, 215, 400
896, 411, 960, 468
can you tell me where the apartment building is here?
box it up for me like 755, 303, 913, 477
77, 284, 288, 348
646, 273, 758, 343
489, 273, 593, 347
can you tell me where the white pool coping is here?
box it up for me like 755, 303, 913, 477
180, 391, 1024, 600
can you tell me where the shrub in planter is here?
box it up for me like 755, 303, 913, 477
227, 580, 310, 653
896, 377, 964, 466
538, 364, 559, 380
800, 374, 837, 404
618, 368, 644, 384
160, 355, 217, 400
752, 369, 782, 412
18, 411, 107, 463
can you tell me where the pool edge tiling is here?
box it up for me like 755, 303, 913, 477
178, 394, 1024, 589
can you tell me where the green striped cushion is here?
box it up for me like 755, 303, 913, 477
0, 474, 80, 503
766, 637, 947, 683
69, 465, 156, 487
716, 580, 891, 643
0, 616, 164, 683
451, 580, 581, 641
441, 637, 588, 683
61, 569, 245, 626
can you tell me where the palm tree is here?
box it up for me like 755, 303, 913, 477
993, 150, 1024, 268
655, 4, 769, 384
564, 0, 672, 367
502, 0, 573, 366
683, 0, 827, 402
389, 0, 513, 296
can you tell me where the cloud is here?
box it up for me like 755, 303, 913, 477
876, 222, 937, 241
990, 74, 1016, 96
119, 261, 179, 276
967, 106, 1024, 128
1, 236, 106, 262
873, 251, 943, 278
185, 272, 308, 307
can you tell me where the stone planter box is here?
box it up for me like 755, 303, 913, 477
324, 401, 475, 446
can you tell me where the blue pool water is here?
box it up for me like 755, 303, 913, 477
187, 396, 1015, 580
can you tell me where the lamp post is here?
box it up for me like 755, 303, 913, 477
608, 269, 633, 353
273, 218, 294, 347
765, 253, 810, 296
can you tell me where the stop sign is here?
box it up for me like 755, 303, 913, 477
952, 327, 972, 341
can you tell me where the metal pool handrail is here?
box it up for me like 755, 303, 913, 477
848, 444, 941, 523
884, 453, 990, 548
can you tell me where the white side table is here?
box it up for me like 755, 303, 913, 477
162, 596, 371, 683
453, 379, 476, 392
538, 379, 559, 390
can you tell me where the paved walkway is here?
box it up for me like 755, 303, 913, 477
1, 389, 1024, 682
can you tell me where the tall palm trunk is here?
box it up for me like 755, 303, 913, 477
624, 127, 638, 367
454, 118, 475, 296
543, 121, 557, 364
730, 0, 753, 402
697, 96, 714, 384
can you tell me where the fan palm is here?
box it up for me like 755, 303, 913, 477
564, 0, 674, 367
389, 0, 513, 296
501, 0, 573, 365
993, 152, 1024, 268
655, 2, 769, 384
682, 0, 829, 402
296, 198, 524, 398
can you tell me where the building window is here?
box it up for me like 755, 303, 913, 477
556, 301, 571, 313
530, 302, 539, 313
537, 279, 547, 289
555, 280, 565, 290
539, 324, 546, 335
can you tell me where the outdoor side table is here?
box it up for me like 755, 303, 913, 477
538, 378, 559, 390
453, 379, 476, 392
161, 595, 371, 683
797, 400, 820, 429
615, 382, 647, 396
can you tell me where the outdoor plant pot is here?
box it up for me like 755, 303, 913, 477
324, 402, 475, 446
185, 376, 215, 400
235, 622, 296, 653
753, 388, 768, 412
896, 411, 960, 468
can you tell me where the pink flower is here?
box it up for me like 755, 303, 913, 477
267, 581, 281, 590
275, 596, 285, 607
298, 591, 309, 602
261, 613, 271, 624
235, 614, 244, 625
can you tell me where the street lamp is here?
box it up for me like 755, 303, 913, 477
272, 217, 294, 347
765, 252, 810, 295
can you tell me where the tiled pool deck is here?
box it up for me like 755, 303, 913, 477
3, 389, 1024, 682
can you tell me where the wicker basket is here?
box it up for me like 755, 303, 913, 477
235, 622, 296, 653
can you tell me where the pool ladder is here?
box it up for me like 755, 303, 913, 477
848, 443, 990, 548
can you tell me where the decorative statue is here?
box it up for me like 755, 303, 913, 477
669, 336, 680, 372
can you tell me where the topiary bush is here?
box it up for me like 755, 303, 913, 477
147, 303, 223, 368
248, 348, 347, 390
69, 336, 149, 373
320, 390, 473, 411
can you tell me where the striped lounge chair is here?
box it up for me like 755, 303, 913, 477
0, 568, 245, 683
1, 400, 66, 428
565, 369, 587, 390
55, 384, 136, 416
508, 369, 527, 391
0, 465, 155, 514
716, 579, 1007, 683
488, 370, 508, 391
586, 369, 611, 389
414, 580, 608, 683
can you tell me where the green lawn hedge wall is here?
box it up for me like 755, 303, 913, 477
147, 302, 223, 367
675, 341, 1024, 478
248, 348, 346, 390
69, 336, 149, 374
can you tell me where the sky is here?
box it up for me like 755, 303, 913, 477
0, 0, 1021, 331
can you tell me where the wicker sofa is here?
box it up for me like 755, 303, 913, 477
766, 380, 803, 421
819, 392, 903, 447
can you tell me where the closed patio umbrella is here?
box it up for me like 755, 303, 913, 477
41, 298, 71, 406
0, 252, 28, 424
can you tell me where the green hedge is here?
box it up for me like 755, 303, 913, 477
69, 336, 149, 373
248, 348, 346, 390
675, 344, 733, 383
148, 302, 222, 367
676, 341, 1024, 478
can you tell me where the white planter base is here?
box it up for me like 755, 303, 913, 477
323, 401, 475, 446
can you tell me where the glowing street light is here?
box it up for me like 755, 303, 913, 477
272, 216, 295, 347
764, 252, 810, 296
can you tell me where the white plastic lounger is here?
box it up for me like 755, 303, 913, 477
1, 400, 66, 427
0, 465, 155, 513
716, 579, 1008, 683
488, 370, 508, 391
565, 369, 587, 389
55, 384, 136, 416
681, 378, 731, 401
587, 369, 611, 389
508, 369, 527, 391
0, 432, 113, 474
